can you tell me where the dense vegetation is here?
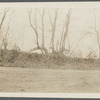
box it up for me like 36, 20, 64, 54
0, 49, 100, 70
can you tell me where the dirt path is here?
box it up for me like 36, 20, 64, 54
0, 67, 100, 92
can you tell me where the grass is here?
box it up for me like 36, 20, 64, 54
0, 49, 100, 70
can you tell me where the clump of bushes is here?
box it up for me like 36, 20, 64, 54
0, 49, 100, 70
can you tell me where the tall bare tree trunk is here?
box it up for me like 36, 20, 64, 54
0, 9, 9, 61
2, 10, 14, 51
49, 9, 58, 54
59, 9, 71, 55
38, 9, 48, 53
28, 9, 40, 50
28, 8, 48, 53
94, 9, 100, 58
41, 9, 45, 49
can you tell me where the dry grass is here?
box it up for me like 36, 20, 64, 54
0, 67, 100, 92
0, 49, 100, 70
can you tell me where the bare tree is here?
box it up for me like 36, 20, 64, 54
86, 48, 97, 59
0, 8, 9, 61
2, 10, 14, 51
28, 8, 48, 53
49, 9, 58, 54
94, 9, 100, 58
38, 9, 48, 53
69, 33, 89, 57
59, 9, 72, 55
28, 8, 39, 48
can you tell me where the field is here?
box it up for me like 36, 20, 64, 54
0, 50, 100, 92
0, 67, 100, 92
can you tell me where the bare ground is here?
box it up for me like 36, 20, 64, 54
0, 67, 100, 93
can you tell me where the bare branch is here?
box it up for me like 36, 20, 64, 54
0, 8, 9, 30
59, 8, 72, 54
69, 33, 89, 57
48, 11, 53, 27
28, 8, 39, 48
94, 9, 100, 58
49, 9, 58, 53
86, 48, 98, 58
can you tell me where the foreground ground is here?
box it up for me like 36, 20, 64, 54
0, 67, 100, 92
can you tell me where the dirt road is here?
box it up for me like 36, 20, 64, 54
0, 67, 100, 92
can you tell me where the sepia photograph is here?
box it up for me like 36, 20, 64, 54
0, 2, 100, 94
